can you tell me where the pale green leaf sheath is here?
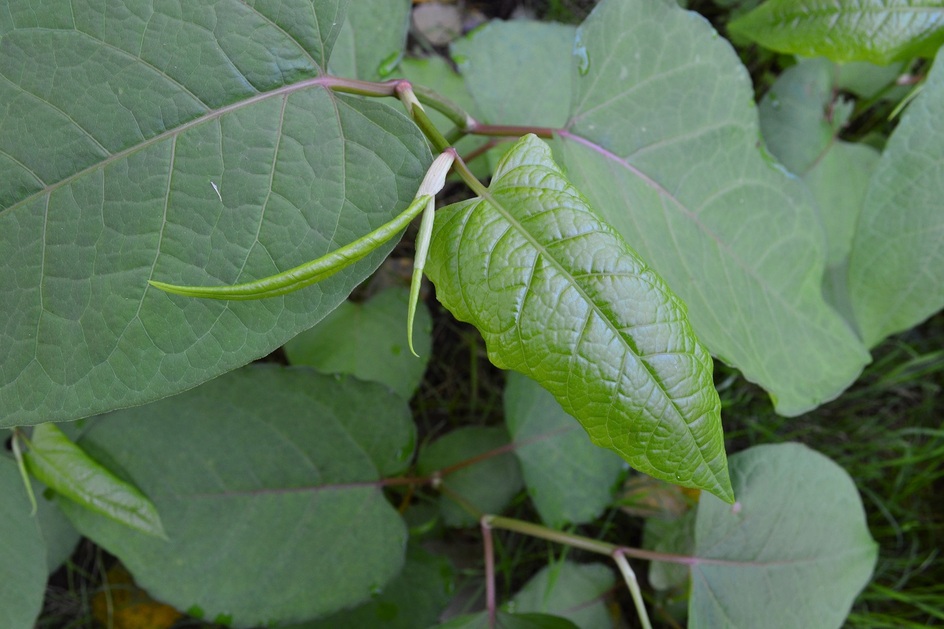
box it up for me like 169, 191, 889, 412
23, 423, 165, 538
426, 135, 732, 502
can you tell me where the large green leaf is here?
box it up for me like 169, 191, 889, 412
284, 286, 432, 399
555, 0, 869, 415
427, 134, 732, 501
729, 0, 944, 64
60, 365, 414, 627
690, 443, 877, 629
0, 456, 47, 628
848, 47, 944, 347
0, 0, 431, 427
451, 20, 576, 128
757, 58, 880, 321
329, 0, 411, 80
504, 372, 624, 528
510, 561, 615, 629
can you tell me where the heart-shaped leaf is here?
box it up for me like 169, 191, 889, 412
0, 0, 431, 427
556, 0, 869, 414
848, 48, 944, 346
690, 443, 877, 629
60, 365, 415, 627
426, 134, 732, 502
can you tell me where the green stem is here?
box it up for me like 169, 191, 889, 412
484, 514, 669, 629
613, 551, 654, 629
466, 122, 557, 139
451, 152, 491, 199
397, 83, 452, 152
412, 84, 474, 129
483, 515, 617, 556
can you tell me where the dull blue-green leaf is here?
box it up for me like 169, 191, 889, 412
23, 423, 165, 538
60, 365, 414, 627
0, 0, 431, 428
284, 286, 433, 399
729, 0, 944, 64
426, 134, 733, 502
0, 456, 47, 628
690, 443, 877, 629
848, 47, 944, 346
557, 0, 868, 415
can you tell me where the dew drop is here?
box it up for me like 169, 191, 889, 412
573, 30, 591, 76
575, 46, 591, 76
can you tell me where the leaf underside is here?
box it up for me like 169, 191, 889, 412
691, 443, 878, 629
60, 365, 414, 627
0, 0, 430, 427
426, 134, 732, 502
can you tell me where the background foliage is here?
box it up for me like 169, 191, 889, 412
1, 0, 942, 627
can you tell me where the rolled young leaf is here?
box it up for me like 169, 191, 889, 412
23, 423, 165, 538
150, 194, 432, 300
426, 135, 733, 502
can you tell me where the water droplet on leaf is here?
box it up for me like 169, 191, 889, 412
575, 46, 591, 75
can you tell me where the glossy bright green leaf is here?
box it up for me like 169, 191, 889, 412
451, 20, 576, 127
24, 423, 165, 538
292, 545, 455, 629
427, 134, 733, 502
504, 373, 624, 528
690, 443, 878, 629
510, 562, 615, 629
60, 365, 414, 627
438, 611, 580, 629
0, 456, 47, 628
329, 0, 411, 80
729, 0, 944, 64
556, 0, 868, 415
0, 0, 431, 427
848, 48, 944, 347
285, 286, 432, 399
417, 426, 524, 528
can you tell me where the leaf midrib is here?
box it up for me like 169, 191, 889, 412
471, 165, 717, 477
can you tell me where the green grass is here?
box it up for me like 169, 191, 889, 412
719, 313, 944, 627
